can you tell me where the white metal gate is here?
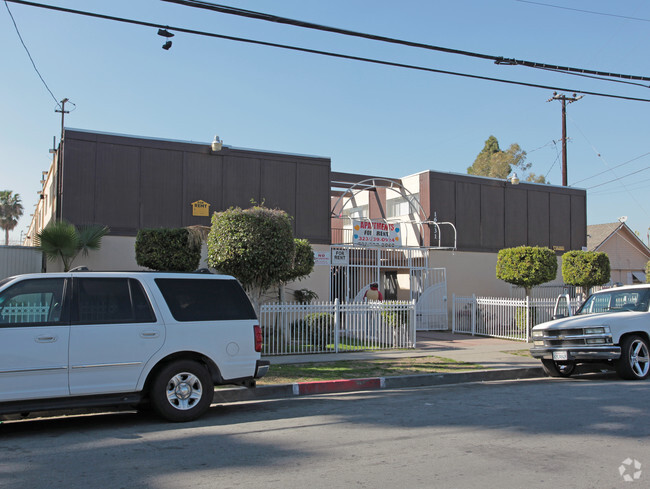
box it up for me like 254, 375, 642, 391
330, 246, 447, 331
411, 268, 448, 330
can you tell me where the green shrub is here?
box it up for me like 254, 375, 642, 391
135, 228, 201, 272
381, 306, 409, 328
294, 288, 318, 304
496, 246, 557, 297
293, 312, 334, 349
515, 306, 537, 332
562, 250, 610, 291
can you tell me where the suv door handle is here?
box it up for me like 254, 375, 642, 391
140, 331, 160, 339
35, 335, 57, 343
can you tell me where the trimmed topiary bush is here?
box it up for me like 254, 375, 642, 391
207, 206, 295, 314
135, 228, 201, 272
496, 246, 558, 298
562, 250, 610, 292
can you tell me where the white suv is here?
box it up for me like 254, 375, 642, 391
0, 271, 269, 422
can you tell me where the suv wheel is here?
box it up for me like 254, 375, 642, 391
541, 359, 575, 378
616, 335, 650, 380
150, 360, 213, 422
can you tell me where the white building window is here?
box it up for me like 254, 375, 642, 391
341, 205, 368, 219
387, 193, 419, 218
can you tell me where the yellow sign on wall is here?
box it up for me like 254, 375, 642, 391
191, 200, 210, 217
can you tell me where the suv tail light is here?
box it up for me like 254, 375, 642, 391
254, 324, 263, 352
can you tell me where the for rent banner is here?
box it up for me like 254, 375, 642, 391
352, 220, 401, 247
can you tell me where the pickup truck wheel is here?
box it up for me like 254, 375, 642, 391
541, 359, 575, 377
150, 360, 213, 422
616, 335, 650, 380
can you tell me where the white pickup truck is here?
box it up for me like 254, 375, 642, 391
530, 284, 650, 380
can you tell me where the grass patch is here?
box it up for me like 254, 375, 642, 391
502, 349, 533, 358
257, 356, 484, 385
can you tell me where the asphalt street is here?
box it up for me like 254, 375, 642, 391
1, 374, 648, 489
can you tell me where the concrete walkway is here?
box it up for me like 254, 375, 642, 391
214, 332, 544, 404
267, 331, 539, 369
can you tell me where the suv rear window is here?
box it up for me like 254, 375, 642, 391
155, 278, 256, 322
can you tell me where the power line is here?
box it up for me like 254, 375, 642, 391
589, 176, 650, 196
573, 151, 650, 185
543, 140, 561, 180
6, 0, 650, 103
567, 113, 649, 220
516, 0, 650, 23
160, 0, 650, 83
4, 0, 60, 107
586, 166, 650, 189
538, 67, 650, 89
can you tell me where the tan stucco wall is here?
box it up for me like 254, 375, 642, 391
282, 244, 331, 304
44, 238, 332, 305
429, 250, 564, 299
43, 236, 141, 273
597, 232, 650, 284
50, 238, 569, 323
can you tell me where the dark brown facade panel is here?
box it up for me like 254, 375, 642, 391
549, 193, 571, 252
182, 153, 223, 226
296, 164, 330, 243
527, 191, 550, 247
480, 185, 505, 250
140, 148, 184, 229
455, 182, 481, 249
260, 159, 297, 221
61, 139, 97, 225
222, 156, 262, 209
504, 188, 528, 247
428, 176, 456, 223
60, 129, 332, 242
94, 143, 141, 230
570, 194, 587, 250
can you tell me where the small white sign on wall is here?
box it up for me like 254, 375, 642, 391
313, 251, 330, 266
331, 248, 349, 266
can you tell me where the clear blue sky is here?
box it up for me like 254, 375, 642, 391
2, 0, 649, 245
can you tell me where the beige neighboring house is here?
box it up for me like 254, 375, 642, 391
587, 222, 650, 285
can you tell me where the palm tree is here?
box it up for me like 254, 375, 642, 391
0, 191, 24, 245
34, 221, 109, 271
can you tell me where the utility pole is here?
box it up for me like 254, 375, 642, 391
547, 92, 583, 186
54, 98, 70, 221
55, 98, 69, 145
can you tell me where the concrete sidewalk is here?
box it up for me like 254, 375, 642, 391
214, 332, 545, 404
267, 331, 539, 369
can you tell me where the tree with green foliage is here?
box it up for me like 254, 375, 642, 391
277, 238, 315, 301
496, 246, 558, 298
35, 221, 109, 271
135, 228, 201, 272
467, 136, 547, 183
561, 250, 611, 294
207, 206, 295, 314
0, 191, 24, 245
281, 239, 315, 283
